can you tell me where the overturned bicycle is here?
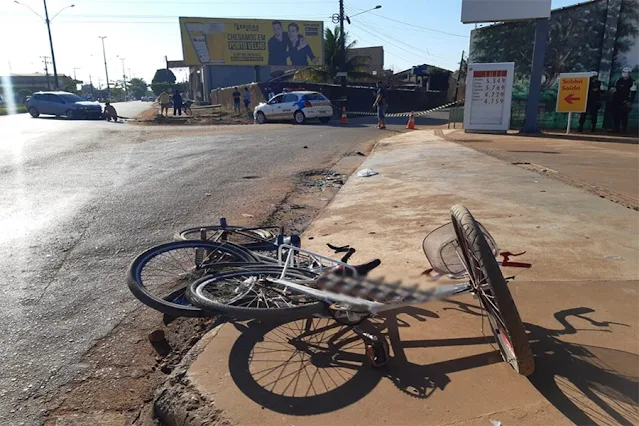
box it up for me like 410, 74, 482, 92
126, 205, 534, 375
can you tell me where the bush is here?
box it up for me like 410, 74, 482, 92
0, 105, 27, 115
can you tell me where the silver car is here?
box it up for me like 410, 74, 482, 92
26, 91, 102, 119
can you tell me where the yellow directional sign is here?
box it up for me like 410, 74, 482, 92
556, 72, 590, 113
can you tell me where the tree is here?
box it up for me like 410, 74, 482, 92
60, 76, 81, 94
151, 69, 177, 95
471, 0, 613, 90
128, 77, 148, 99
294, 26, 371, 83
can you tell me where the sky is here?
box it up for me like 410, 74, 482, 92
0, 0, 580, 87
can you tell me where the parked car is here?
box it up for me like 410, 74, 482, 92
254, 91, 333, 124
26, 91, 102, 119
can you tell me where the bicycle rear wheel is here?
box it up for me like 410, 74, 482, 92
186, 268, 325, 321
175, 225, 279, 251
451, 205, 534, 376
126, 241, 260, 317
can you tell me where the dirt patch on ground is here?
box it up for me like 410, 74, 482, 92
132, 105, 254, 126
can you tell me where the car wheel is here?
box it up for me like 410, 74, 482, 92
28, 107, 40, 118
66, 109, 75, 120
319, 117, 330, 124
256, 111, 266, 124
294, 110, 306, 124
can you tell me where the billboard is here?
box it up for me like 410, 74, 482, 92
179, 17, 324, 67
461, 0, 550, 24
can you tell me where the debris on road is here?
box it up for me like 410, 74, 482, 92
357, 168, 379, 177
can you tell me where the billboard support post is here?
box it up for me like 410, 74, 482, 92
522, 18, 549, 133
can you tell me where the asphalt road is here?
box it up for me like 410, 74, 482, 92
0, 101, 449, 424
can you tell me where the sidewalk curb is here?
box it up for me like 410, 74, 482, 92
152, 322, 231, 426
147, 133, 393, 425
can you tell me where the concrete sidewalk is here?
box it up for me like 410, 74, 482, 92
444, 130, 639, 209
182, 131, 638, 426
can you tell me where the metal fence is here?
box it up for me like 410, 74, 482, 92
447, 99, 639, 131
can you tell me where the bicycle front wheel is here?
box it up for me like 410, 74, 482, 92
126, 240, 260, 317
186, 268, 325, 321
451, 205, 534, 376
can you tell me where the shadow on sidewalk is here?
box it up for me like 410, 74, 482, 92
226, 301, 637, 422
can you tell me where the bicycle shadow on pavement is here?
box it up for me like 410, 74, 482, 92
446, 301, 639, 425
227, 305, 504, 415
526, 307, 638, 426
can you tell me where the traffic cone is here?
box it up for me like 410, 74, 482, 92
406, 111, 415, 129
340, 107, 348, 124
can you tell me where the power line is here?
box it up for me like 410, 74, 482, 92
349, 24, 421, 65
348, 29, 415, 64
368, 12, 469, 38
355, 15, 432, 57
351, 22, 432, 62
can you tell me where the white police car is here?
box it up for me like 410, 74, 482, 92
254, 91, 333, 124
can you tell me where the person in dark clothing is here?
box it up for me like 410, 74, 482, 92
578, 71, 602, 132
287, 23, 317, 66
232, 87, 241, 113
268, 21, 290, 66
373, 81, 387, 129
172, 90, 183, 116
611, 67, 637, 133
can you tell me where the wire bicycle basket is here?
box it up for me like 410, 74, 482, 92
422, 221, 498, 276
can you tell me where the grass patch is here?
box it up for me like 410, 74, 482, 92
0, 105, 27, 115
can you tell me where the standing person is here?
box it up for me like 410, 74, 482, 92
287, 23, 317, 66
373, 81, 387, 129
232, 87, 241, 113
578, 71, 602, 132
158, 89, 170, 116
243, 87, 251, 112
268, 21, 290, 66
172, 89, 183, 116
611, 67, 637, 134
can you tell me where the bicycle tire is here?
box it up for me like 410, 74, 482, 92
126, 241, 260, 317
174, 225, 279, 251
161, 264, 320, 312
186, 268, 325, 321
450, 205, 534, 376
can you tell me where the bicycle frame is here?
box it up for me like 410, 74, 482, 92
272, 277, 473, 314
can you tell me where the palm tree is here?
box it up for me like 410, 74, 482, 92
294, 26, 372, 83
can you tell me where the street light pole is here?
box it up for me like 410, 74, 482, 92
14, 1, 74, 90
118, 56, 127, 99
337, 3, 381, 89
99, 36, 110, 98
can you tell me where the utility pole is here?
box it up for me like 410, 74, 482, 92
119, 57, 127, 99
40, 55, 51, 90
42, 0, 60, 89
339, 0, 346, 89
73, 67, 80, 81
99, 36, 110, 98
453, 50, 465, 102
89, 73, 94, 98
